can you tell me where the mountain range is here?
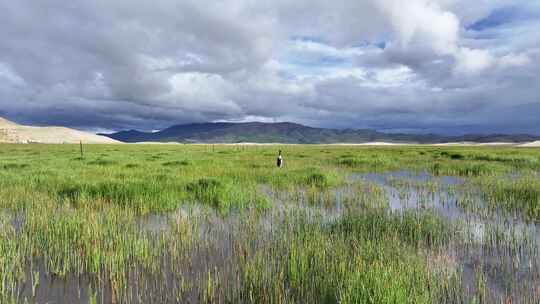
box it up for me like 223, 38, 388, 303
101, 122, 540, 144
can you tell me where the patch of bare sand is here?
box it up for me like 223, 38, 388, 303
433, 142, 517, 146
519, 141, 540, 147
0, 117, 119, 144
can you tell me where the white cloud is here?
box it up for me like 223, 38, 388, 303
455, 48, 494, 73
167, 72, 241, 114
499, 53, 530, 67
0, 63, 25, 86
377, 0, 460, 55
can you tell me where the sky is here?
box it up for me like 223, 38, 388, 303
0, 0, 539, 135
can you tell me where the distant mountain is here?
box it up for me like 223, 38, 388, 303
101, 122, 540, 144
0, 117, 119, 144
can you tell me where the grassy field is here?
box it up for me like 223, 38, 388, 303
0, 143, 540, 303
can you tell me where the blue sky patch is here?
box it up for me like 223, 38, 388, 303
290, 35, 326, 44
468, 6, 527, 31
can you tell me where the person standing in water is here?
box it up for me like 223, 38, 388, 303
276, 150, 283, 168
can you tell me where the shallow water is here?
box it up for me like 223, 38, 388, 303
5, 170, 540, 303
353, 170, 465, 217
355, 170, 540, 303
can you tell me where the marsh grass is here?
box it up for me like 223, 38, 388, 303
333, 208, 451, 248
431, 162, 503, 177
162, 160, 190, 167
56, 181, 182, 212
87, 159, 118, 166
2, 163, 30, 170
481, 178, 540, 220
0, 144, 539, 303
186, 178, 269, 212
338, 156, 394, 171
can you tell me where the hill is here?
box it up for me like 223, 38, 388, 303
0, 117, 120, 144
101, 122, 540, 144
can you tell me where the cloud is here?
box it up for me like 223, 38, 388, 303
0, 0, 539, 134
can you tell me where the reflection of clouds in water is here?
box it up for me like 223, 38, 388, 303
355, 170, 540, 245
355, 170, 540, 301
354, 170, 466, 219
132, 171, 540, 303
463, 217, 540, 248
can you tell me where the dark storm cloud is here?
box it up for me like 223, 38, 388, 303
0, 0, 277, 129
0, 0, 539, 134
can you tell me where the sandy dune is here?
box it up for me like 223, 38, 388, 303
0, 117, 119, 144
519, 141, 540, 147
433, 142, 517, 146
